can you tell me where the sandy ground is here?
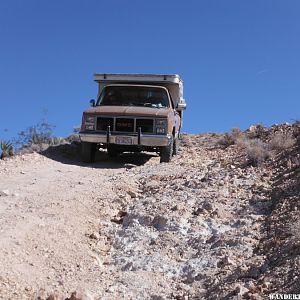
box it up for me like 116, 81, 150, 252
0, 130, 298, 299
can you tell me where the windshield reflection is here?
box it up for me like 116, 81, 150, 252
97, 86, 170, 108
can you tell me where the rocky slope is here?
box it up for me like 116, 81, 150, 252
0, 123, 299, 299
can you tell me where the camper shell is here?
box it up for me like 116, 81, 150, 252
94, 73, 186, 111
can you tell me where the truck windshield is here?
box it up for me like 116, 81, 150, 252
97, 86, 170, 108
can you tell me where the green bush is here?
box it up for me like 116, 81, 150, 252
0, 140, 14, 159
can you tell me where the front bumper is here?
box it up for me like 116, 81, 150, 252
79, 131, 172, 147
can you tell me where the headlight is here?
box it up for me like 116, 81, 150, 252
85, 116, 95, 123
156, 118, 167, 135
84, 115, 95, 130
156, 119, 167, 126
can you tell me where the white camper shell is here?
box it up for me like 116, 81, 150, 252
94, 73, 187, 111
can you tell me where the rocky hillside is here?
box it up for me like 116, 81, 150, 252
0, 123, 299, 299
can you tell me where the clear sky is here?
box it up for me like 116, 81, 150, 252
0, 0, 299, 141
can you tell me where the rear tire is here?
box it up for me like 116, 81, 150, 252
160, 136, 173, 163
81, 142, 96, 163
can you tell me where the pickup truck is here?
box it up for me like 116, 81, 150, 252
79, 74, 187, 163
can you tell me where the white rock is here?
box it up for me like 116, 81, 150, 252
0, 190, 9, 196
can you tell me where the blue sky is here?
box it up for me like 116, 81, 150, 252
0, 0, 299, 141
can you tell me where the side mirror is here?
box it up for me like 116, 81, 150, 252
90, 99, 95, 107
176, 102, 187, 111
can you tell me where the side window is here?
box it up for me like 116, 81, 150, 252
168, 91, 174, 109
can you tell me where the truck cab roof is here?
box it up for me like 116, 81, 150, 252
94, 73, 183, 84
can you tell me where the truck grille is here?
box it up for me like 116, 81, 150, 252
96, 117, 154, 134
116, 118, 134, 132
96, 117, 114, 131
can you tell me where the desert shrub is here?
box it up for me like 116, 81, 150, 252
244, 139, 270, 166
0, 140, 14, 159
230, 127, 243, 140
247, 124, 265, 139
15, 120, 55, 148
269, 132, 295, 151
217, 128, 244, 148
217, 133, 234, 148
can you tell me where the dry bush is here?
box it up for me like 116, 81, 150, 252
15, 121, 55, 146
244, 139, 270, 166
269, 132, 295, 151
231, 127, 243, 140
217, 128, 243, 148
217, 133, 234, 148
247, 124, 265, 139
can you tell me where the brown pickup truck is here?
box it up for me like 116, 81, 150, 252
79, 74, 187, 163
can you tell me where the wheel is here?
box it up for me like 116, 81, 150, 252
81, 142, 96, 163
160, 136, 173, 163
173, 137, 179, 156
107, 145, 122, 159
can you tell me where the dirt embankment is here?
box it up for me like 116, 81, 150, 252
0, 124, 299, 299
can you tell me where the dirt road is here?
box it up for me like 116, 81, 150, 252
0, 134, 282, 299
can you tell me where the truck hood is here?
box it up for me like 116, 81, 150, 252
84, 106, 170, 117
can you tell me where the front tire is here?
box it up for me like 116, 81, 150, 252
173, 137, 179, 156
81, 142, 96, 163
160, 136, 173, 163
107, 145, 122, 159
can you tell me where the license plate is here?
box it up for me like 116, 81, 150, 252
115, 136, 132, 145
